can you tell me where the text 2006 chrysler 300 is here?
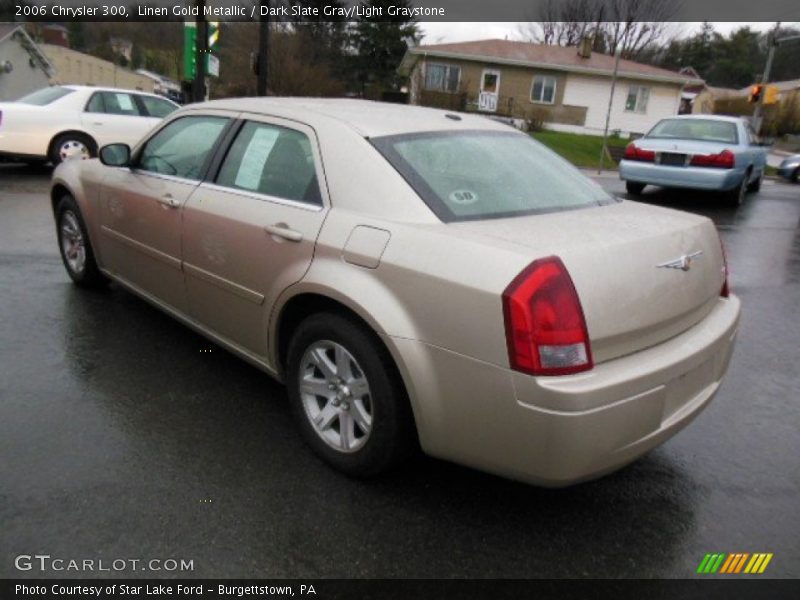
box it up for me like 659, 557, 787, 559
50, 99, 740, 486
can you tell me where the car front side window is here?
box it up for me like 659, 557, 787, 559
215, 121, 322, 205
138, 95, 178, 118
137, 116, 228, 181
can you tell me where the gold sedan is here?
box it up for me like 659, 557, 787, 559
51, 99, 740, 486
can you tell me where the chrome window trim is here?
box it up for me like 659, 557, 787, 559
198, 182, 324, 213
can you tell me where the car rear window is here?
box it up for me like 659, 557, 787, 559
16, 86, 75, 105
371, 130, 615, 222
647, 119, 738, 144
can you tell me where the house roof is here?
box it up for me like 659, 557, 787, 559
400, 39, 702, 86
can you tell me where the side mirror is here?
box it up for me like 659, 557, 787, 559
99, 143, 131, 167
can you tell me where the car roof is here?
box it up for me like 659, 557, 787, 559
658, 114, 746, 124
61, 84, 172, 100
194, 97, 511, 138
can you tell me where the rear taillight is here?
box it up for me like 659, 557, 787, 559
719, 236, 730, 298
624, 143, 655, 162
690, 149, 735, 169
502, 256, 593, 376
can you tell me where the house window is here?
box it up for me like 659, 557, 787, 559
625, 86, 650, 113
424, 63, 460, 93
531, 75, 557, 104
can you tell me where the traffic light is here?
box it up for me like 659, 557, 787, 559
748, 84, 763, 103
764, 85, 779, 105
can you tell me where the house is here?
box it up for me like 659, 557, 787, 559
398, 39, 702, 136
42, 44, 155, 92
0, 24, 54, 101
690, 85, 738, 115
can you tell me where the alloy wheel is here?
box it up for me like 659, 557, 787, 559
298, 340, 373, 453
60, 211, 86, 275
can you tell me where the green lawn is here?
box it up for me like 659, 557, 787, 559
531, 130, 629, 169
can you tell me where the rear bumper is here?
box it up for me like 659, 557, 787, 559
619, 160, 745, 191
389, 296, 740, 487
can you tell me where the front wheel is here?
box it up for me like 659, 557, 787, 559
792, 168, 799, 184
626, 181, 646, 195
56, 195, 107, 287
747, 171, 762, 192
286, 312, 416, 477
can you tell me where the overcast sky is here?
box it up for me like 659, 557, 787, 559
418, 22, 795, 46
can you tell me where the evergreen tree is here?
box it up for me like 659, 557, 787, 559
351, 0, 421, 95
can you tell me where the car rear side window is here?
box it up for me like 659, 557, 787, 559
16, 86, 75, 105
85, 92, 142, 116
371, 130, 614, 222
215, 121, 322, 205
137, 116, 228, 181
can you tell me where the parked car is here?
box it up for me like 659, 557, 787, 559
777, 153, 800, 183
50, 99, 741, 486
0, 85, 178, 165
619, 115, 768, 205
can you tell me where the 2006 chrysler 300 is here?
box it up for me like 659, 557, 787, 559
51, 99, 741, 486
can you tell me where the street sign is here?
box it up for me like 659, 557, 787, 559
183, 21, 220, 79
207, 54, 219, 78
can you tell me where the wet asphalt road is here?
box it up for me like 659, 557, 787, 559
1, 163, 798, 579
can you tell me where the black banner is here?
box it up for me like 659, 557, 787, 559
1, 0, 799, 22
3, 579, 800, 600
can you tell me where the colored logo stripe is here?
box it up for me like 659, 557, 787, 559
698, 553, 773, 574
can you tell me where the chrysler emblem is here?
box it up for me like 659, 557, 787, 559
657, 251, 703, 272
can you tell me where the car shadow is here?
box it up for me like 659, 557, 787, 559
49, 280, 702, 578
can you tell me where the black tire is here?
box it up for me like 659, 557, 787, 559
747, 170, 762, 192
626, 181, 646, 195
55, 195, 107, 288
725, 176, 747, 207
792, 168, 799, 184
286, 312, 416, 477
49, 132, 97, 166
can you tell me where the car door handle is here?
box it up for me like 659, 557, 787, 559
157, 194, 180, 209
265, 223, 303, 243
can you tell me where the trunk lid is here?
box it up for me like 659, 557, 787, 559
449, 201, 726, 363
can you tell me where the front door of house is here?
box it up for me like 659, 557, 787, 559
479, 69, 501, 112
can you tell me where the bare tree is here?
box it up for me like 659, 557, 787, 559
519, 0, 682, 59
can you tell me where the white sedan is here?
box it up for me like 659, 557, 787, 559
0, 85, 178, 165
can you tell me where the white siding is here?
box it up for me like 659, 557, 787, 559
561, 73, 682, 136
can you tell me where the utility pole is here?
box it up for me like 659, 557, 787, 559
752, 22, 780, 134
257, 1, 270, 96
193, 0, 208, 102
599, 47, 622, 173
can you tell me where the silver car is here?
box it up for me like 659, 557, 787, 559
51, 99, 741, 486
777, 154, 800, 183
619, 115, 768, 205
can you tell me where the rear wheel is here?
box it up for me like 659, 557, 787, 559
626, 181, 646, 195
286, 312, 416, 477
55, 195, 107, 287
49, 133, 96, 166
792, 168, 799, 183
725, 176, 747, 207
